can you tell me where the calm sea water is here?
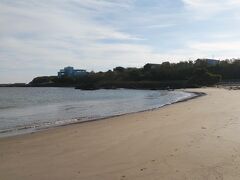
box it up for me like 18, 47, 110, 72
0, 87, 195, 137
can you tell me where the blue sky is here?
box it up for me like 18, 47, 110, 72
1, 0, 240, 83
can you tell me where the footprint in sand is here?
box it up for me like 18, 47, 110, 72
140, 168, 147, 171
121, 175, 126, 179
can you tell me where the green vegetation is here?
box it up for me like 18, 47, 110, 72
29, 59, 240, 90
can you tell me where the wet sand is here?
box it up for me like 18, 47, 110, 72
1, 88, 240, 179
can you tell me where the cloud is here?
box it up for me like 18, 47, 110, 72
1, 0, 240, 83
0, 0, 155, 83
188, 41, 240, 58
182, 0, 240, 19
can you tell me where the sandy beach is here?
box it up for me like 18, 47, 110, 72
1, 88, 240, 180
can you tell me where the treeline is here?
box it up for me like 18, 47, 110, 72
29, 59, 240, 90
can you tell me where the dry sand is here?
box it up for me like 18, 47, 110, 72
1, 88, 240, 180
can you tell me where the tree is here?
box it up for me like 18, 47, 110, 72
188, 68, 221, 86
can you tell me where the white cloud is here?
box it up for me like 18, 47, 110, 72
172, 40, 240, 60
0, 0, 156, 83
183, 0, 240, 10
182, 0, 240, 19
1, 0, 240, 83
190, 41, 240, 51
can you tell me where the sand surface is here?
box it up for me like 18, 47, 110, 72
1, 88, 240, 180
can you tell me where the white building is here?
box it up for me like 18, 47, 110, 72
196, 59, 220, 66
58, 66, 87, 78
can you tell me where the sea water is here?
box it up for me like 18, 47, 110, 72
0, 87, 195, 137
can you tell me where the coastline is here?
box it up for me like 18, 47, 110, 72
0, 89, 201, 138
1, 88, 240, 179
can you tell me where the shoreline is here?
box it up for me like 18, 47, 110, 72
0, 90, 204, 139
2, 88, 239, 179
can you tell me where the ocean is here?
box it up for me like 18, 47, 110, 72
0, 87, 195, 137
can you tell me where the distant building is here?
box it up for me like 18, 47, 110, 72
205, 59, 220, 65
196, 59, 220, 66
58, 66, 87, 78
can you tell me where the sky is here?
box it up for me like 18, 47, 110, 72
1, 0, 240, 83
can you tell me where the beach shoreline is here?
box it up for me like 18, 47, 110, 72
0, 89, 202, 138
1, 87, 240, 180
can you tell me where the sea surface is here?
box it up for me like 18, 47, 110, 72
0, 87, 196, 137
